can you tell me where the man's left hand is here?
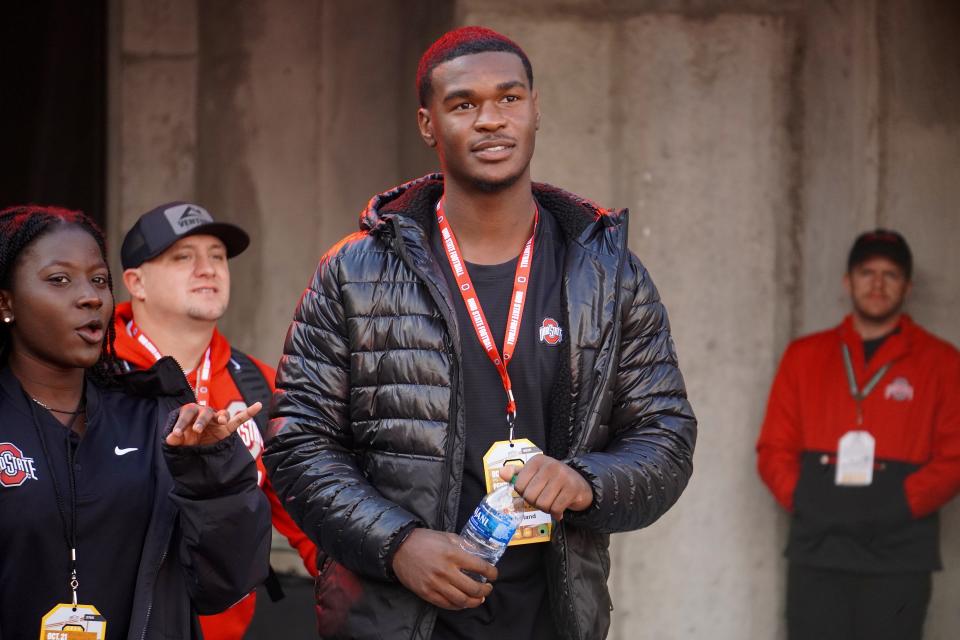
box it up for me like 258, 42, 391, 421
499, 454, 593, 520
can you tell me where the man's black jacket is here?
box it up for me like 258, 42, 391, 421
120, 358, 272, 639
265, 174, 697, 640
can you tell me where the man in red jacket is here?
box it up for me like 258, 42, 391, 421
757, 229, 960, 640
116, 202, 317, 640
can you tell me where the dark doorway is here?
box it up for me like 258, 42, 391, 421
0, 0, 107, 227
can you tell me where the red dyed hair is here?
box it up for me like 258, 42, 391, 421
416, 26, 533, 107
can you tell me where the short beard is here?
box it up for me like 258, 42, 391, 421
470, 170, 524, 194
852, 299, 904, 326
186, 304, 227, 323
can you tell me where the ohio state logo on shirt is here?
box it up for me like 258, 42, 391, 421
884, 376, 914, 402
0, 442, 38, 488
539, 318, 563, 346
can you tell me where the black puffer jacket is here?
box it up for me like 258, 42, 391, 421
265, 174, 696, 640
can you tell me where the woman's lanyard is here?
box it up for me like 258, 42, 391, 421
128, 319, 212, 405
26, 393, 84, 609
435, 197, 538, 442
841, 343, 891, 426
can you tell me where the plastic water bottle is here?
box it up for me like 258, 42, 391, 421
459, 478, 523, 581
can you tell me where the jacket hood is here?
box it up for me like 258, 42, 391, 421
359, 173, 626, 243
113, 301, 233, 376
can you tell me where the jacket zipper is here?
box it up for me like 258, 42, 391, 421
388, 221, 461, 639
140, 362, 194, 639
569, 214, 630, 457
560, 214, 630, 640
139, 546, 168, 640
174, 358, 199, 403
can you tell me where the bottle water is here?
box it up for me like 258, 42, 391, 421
459, 479, 523, 582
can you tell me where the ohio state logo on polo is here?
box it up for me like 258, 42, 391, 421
539, 318, 563, 345
0, 442, 38, 487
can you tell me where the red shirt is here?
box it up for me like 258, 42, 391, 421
757, 314, 960, 518
114, 302, 317, 639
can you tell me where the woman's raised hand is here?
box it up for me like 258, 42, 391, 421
165, 402, 263, 447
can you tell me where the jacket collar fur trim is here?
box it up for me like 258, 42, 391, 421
359, 173, 625, 244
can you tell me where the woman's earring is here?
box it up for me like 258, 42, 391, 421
2, 315, 12, 324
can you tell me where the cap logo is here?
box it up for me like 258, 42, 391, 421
164, 204, 214, 236
0, 442, 38, 488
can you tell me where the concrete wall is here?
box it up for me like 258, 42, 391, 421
109, 0, 450, 355
802, 4, 960, 635
108, 1, 960, 638
874, 4, 960, 636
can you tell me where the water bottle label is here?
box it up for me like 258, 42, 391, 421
468, 501, 518, 545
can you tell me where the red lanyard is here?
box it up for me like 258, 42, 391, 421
435, 197, 538, 440
127, 320, 212, 406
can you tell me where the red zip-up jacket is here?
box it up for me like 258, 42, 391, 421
758, 314, 960, 518
114, 302, 317, 639
757, 314, 960, 572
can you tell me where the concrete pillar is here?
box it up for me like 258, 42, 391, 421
799, 0, 884, 334
877, 3, 960, 636
614, 15, 798, 640
108, 0, 199, 269
878, 0, 960, 340
194, 0, 324, 360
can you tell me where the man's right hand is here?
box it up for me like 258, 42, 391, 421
391, 528, 497, 610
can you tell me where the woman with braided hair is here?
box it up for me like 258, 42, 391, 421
0, 205, 271, 640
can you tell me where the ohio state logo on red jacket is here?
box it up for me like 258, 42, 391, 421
0, 442, 38, 488
884, 376, 914, 402
539, 317, 563, 345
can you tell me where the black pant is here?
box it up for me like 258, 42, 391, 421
787, 563, 931, 640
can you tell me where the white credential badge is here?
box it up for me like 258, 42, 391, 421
835, 430, 875, 486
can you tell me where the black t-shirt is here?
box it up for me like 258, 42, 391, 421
0, 367, 156, 639
863, 327, 900, 362
430, 202, 565, 640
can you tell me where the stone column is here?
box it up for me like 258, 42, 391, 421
108, 0, 199, 270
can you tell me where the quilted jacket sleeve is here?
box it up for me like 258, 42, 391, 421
263, 249, 423, 582
565, 254, 697, 533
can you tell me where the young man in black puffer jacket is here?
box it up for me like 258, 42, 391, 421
265, 26, 697, 640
